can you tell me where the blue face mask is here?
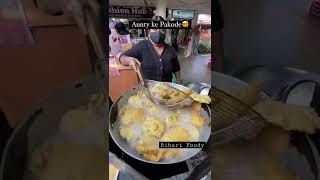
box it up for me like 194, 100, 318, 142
149, 31, 166, 44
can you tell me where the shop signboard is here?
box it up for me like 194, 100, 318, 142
172, 9, 195, 19
109, 6, 155, 18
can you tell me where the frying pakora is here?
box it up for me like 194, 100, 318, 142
138, 135, 158, 146
190, 102, 202, 112
142, 117, 165, 138
166, 112, 178, 128
144, 98, 160, 113
135, 145, 165, 162
191, 111, 205, 128
119, 107, 144, 126
161, 127, 191, 142
190, 93, 211, 104
135, 135, 164, 161
150, 82, 190, 105
119, 126, 137, 142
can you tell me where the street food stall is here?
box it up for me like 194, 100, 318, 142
108, 5, 154, 101
2, 0, 320, 179
107, 4, 214, 179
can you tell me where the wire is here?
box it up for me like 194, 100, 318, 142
176, 0, 209, 5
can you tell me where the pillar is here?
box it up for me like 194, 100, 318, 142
156, 0, 167, 19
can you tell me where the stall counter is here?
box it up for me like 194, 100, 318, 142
108, 57, 138, 102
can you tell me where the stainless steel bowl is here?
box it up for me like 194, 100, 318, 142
146, 80, 194, 109
184, 82, 211, 94
109, 86, 212, 164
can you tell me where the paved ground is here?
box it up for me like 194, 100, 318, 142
178, 53, 211, 85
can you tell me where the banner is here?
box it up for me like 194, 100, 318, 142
109, 6, 155, 18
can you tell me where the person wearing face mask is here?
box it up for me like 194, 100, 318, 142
119, 16, 181, 83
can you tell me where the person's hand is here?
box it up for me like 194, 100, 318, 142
128, 57, 141, 72
129, 58, 145, 86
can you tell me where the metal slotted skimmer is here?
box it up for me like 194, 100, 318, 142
211, 87, 266, 146
133, 63, 193, 109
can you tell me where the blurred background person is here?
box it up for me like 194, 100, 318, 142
115, 22, 130, 36
115, 22, 133, 53
191, 26, 200, 56
109, 21, 123, 57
